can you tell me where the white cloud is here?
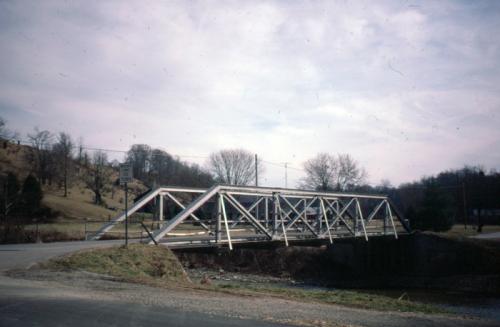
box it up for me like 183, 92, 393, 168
1, 0, 499, 187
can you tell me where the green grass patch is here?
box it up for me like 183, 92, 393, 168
42, 244, 191, 285
213, 283, 445, 314
41, 245, 444, 314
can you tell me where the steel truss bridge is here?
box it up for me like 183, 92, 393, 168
90, 185, 410, 249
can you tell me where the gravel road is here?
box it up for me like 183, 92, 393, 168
1, 268, 497, 327
1, 241, 498, 327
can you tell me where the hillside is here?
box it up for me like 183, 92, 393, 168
0, 141, 147, 222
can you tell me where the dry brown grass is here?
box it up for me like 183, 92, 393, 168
440, 224, 500, 238
43, 244, 191, 285
43, 180, 147, 221
1, 141, 148, 222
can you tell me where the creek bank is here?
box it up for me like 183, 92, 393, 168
174, 233, 500, 294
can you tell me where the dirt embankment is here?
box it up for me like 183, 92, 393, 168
175, 233, 500, 294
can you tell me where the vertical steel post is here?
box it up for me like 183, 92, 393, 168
317, 197, 323, 233
275, 194, 288, 246
125, 182, 128, 247
383, 200, 388, 235
216, 193, 222, 243
220, 195, 233, 250
303, 198, 307, 228
159, 195, 164, 223
354, 198, 358, 236
273, 194, 279, 235
320, 198, 333, 244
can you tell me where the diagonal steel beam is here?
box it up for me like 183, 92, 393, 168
324, 198, 355, 235
274, 194, 289, 246
319, 197, 333, 243
365, 200, 386, 224
386, 200, 398, 239
229, 196, 265, 228
220, 195, 232, 250
280, 195, 318, 236
281, 197, 314, 229
149, 185, 221, 244
224, 193, 272, 239
386, 198, 411, 232
287, 197, 318, 229
91, 187, 162, 240
355, 199, 369, 241
164, 192, 211, 232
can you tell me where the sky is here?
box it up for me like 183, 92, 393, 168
1, 0, 499, 187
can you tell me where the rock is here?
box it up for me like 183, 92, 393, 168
200, 274, 212, 285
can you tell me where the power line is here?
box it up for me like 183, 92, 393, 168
3, 138, 209, 160
261, 159, 304, 172
8, 137, 307, 170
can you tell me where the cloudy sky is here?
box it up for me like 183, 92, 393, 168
1, 0, 499, 187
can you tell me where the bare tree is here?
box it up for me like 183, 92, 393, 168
301, 153, 337, 191
335, 154, 367, 191
0, 172, 20, 222
0, 117, 6, 139
207, 149, 261, 186
0, 116, 18, 140
301, 153, 366, 191
126, 144, 152, 183
0, 117, 11, 140
83, 151, 111, 205
149, 148, 213, 188
52, 132, 74, 197
77, 136, 84, 164
26, 128, 53, 185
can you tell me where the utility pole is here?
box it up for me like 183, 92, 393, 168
462, 181, 468, 230
284, 162, 289, 188
255, 154, 259, 221
255, 154, 258, 186
120, 163, 133, 247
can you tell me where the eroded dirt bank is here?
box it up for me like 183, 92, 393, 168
174, 233, 500, 294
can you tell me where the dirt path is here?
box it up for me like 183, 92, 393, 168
1, 269, 497, 327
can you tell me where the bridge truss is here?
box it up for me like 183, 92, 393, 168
90, 185, 410, 248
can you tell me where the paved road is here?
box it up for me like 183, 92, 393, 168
0, 241, 289, 327
0, 276, 286, 327
0, 240, 132, 271
471, 232, 500, 240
